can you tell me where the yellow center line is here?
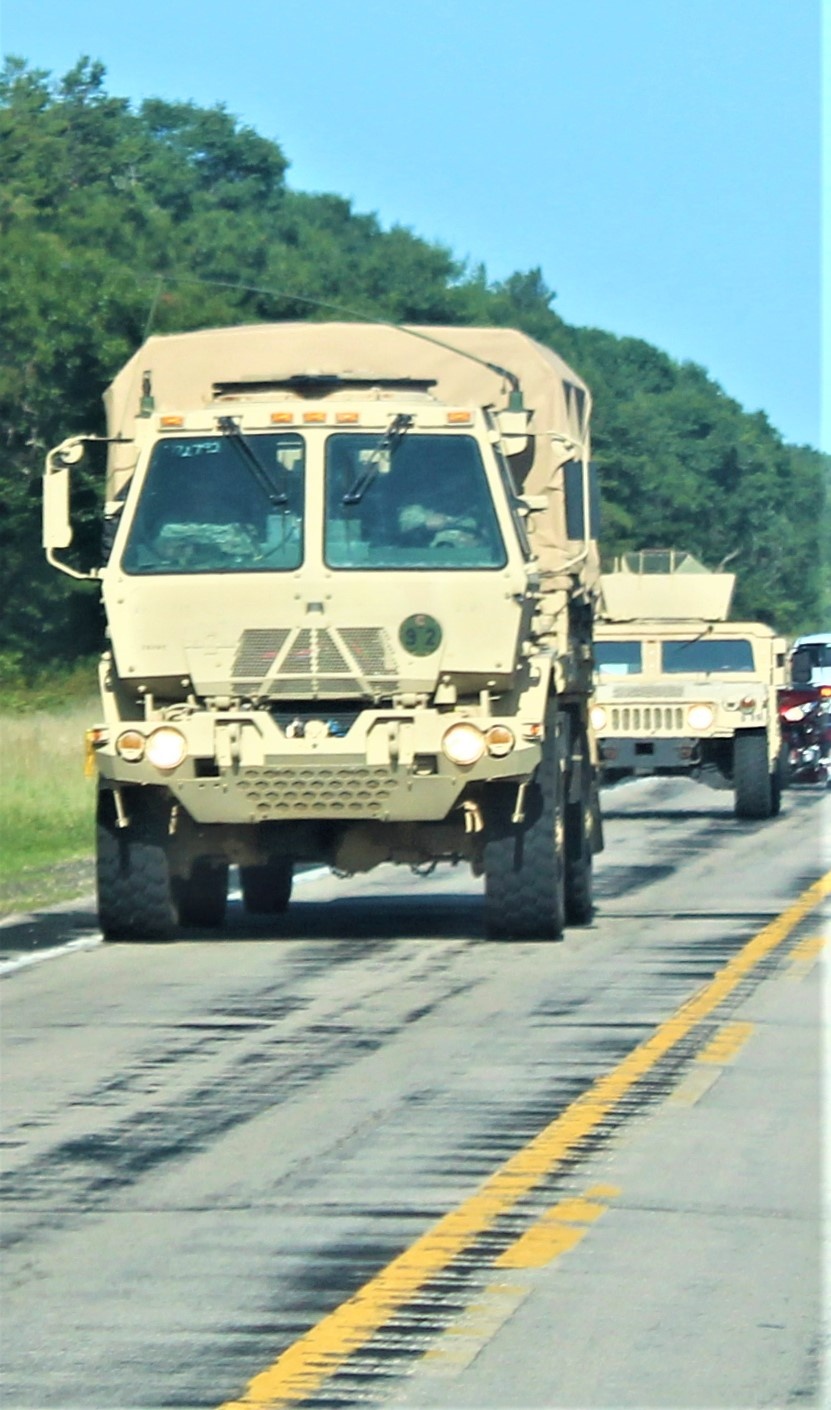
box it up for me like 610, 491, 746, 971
218, 870, 831, 1409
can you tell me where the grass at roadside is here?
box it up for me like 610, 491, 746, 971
0, 698, 98, 916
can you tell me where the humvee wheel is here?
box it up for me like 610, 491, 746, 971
240, 859, 294, 915
483, 709, 566, 940
564, 722, 594, 926
733, 732, 774, 820
96, 786, 178, 941
176, 860, 229, 928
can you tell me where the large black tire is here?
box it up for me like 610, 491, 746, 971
240, 859, 294, 915
96, 786, 178, 941
483, 709, 566, 940
733, 732, 774, 820
564, 721, 595, 926
176, 860, 229, 928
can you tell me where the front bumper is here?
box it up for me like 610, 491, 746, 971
92, 707, 543, 824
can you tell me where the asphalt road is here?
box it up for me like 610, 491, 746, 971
1, 777, 827, 1410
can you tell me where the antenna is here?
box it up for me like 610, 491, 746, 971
138, 274, 525, 409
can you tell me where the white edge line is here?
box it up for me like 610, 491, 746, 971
1, 865, 334, 977
0, 934, 103, 977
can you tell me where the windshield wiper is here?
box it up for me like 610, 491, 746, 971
676, 624, 714, 651
217, 416, 288, 507
342, 413, 413, 505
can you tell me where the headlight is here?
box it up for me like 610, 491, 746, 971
145, 726, 187, 771
687, 704, 715, 730
442, 722, 485, 767
485, 724, 515, 758
590, 704, 607, 731
115, 729, 145, 763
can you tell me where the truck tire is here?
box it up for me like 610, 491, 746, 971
564, 722, 594, 926
483, 709, 566, 940
176, 860, 229, 928
96, 786, 178, 941
733, 732, 774, 820
240, 859, 294, 915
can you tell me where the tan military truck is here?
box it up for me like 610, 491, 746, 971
43, 322, 603, 940
591, 550, 786, 818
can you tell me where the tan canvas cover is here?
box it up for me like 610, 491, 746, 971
104, 322, 596, 586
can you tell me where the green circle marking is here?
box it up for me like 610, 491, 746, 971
399, 613, 443, 657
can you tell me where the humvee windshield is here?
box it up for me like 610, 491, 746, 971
594, 640, 643, 675
121, 433, 305, 574
324, 433, 507, 569
661, 639, 754, 673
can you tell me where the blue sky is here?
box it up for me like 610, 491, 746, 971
1, 0, 823, 449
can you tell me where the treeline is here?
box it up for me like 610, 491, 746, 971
0, 56, 826, 677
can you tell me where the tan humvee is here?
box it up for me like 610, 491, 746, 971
44, 323, 603, 939
592, 550, 786, 818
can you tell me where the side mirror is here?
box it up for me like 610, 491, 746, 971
43, 465, 73, 550
42, 439, 99, 580
496, 408, 530, 456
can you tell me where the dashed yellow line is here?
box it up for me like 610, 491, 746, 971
496, 1187, 618, 1269
217, 870, 831, 1410
785, 934, 826, 979
697, 1021, 755, 1065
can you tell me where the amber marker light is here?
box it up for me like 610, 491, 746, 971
115, 729, 145, 763
160, 415, 185, 428
271, 412, 295, 424
303, 411, 327, 423
739, 695, 758, 711
335, 411, 360, 424
447, 410, 473, 424
486, 725, 515, 758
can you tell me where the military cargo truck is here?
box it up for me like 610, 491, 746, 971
43, 322, 603, 940
591, 550, 786, 818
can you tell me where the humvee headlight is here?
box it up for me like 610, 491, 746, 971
442, 722, 485, 767
485, 725, 515, 758
590, 704, 607, 731
115, 729, 145, 763
145, 726, 187, 771
687, 704, 715, 730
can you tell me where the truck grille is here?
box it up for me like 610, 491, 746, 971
232, 626, 399, 699
608, 705, 685, 732
240, 765, 395, 817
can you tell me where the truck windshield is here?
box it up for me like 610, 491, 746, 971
121, 434, 305, 574
594, 641, 643, 675
661, 639, 755, 673
324, 433, 507, 570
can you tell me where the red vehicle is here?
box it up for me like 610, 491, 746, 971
777, 666, 831, 786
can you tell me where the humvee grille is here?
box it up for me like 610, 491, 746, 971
609, 705, 685, 732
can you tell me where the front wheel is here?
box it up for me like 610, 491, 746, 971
96, 785, 178, 941
483, 709, 566, 940
733, 732, 774, 820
